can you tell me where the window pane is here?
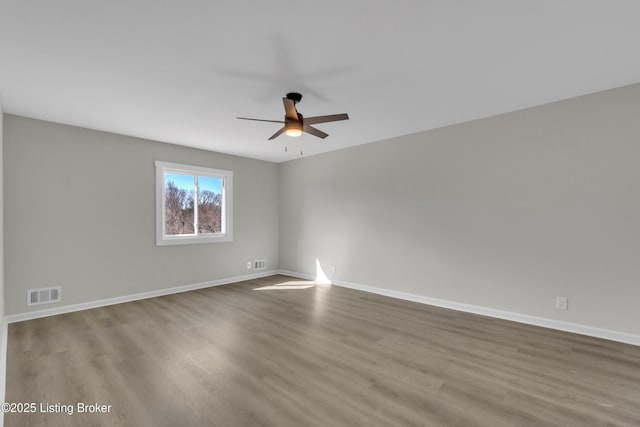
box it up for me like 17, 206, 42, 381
198, 176, 223, 234
165, 173, 195, 235
156, 161, 233, 245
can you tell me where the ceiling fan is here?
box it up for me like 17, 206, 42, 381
237, 92, 349, 140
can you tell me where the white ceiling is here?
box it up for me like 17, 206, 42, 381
1, 1, 640, 163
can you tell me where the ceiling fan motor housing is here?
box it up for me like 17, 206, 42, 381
285, 92, 303, 104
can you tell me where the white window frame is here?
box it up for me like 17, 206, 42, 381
155, 161, 233, 245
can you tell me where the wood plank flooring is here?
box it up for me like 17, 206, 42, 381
5, 275, 640, 426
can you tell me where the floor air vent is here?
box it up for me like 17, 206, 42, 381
254, 260, 267, 270
27, 286, 62, 306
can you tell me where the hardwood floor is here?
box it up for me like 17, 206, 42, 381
5, 275, 640, 426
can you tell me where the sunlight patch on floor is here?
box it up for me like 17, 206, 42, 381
253, 280, 316, 291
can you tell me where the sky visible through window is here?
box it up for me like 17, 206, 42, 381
166, 173, 222, 194
198, 176, 222, 194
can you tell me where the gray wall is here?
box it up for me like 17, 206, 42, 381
0, 100, 4, 321
4, 115, 279, 315
0, 97, 5, 414
279, 83, 640, 336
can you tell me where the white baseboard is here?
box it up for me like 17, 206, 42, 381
7, 268, 640, 347
5, 270, 279, 324
276, 270, 640, 347
277, 269, 319, 282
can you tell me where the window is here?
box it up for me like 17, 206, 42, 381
155, 161, 233, 245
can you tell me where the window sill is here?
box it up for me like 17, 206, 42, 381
156, 234, 233, 246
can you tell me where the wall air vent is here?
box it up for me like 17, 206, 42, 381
27, 286, 62, 306
254, 260, 267, 270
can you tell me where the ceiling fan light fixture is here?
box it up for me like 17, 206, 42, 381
285, 123, 303, 137
285, 128, 303, 137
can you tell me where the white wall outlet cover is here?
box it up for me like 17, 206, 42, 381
247, 262, 252, 269
556, 297, 568, 310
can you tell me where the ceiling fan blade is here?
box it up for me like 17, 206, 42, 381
303, 113, 349, 125
303, 124, 329, 139
268, 127, 286, 140
237, 117, 285, 123
283, 98, 299, 121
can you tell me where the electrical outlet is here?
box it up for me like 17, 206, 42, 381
331, 265, 336, 274
247, 261, 252, 269
556, 296, 568, 310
